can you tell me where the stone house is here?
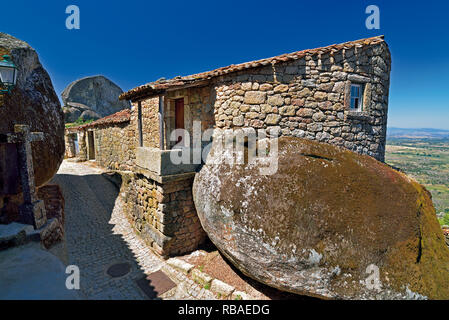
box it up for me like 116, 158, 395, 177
65, 109, 134, 169
67, 35, 392, 256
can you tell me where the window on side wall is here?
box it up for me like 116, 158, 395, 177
350, 84, 364, 111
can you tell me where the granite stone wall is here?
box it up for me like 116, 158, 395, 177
119, 172, 206, 256
64, 133, 77, 159
78, 130, 87, 161
130, 97, 160, 149
164, 87, 216, 149
211, 41, 391, 161
93, 122, 135, 171
36, 184, 65, 249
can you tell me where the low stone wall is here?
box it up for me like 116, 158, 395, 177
119, 171, 206, 257
0, 184, 65, 250
93, 122, 136, 171
129, 97, 160, 149
37, 184, 64, 225
64, 132, 76, 158
78, 130, 87, 161
37, 184, 65, 249
1, 185, 64, 229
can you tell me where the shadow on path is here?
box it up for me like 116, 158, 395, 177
52, 165, 159, 300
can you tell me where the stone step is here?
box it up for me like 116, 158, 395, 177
0, 218, 61, 251
0, 222, 29, 250
26, 218, 62, 249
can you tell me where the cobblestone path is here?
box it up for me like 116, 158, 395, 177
52, 161, 215, 300
52, 161, 216, 300
52, 161, 159, 299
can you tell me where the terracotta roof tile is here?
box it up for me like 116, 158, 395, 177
120, 35, 385, 101
69, 109, 131, 130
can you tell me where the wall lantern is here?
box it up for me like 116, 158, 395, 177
0, 55, 18, 94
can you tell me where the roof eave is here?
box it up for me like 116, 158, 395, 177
120, 35, 386, 102
120, 79, 211, 102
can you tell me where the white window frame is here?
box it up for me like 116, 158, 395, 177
350, 83, 364, 112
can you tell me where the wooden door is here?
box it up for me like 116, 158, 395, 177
88, 131, 95, 160
175, 99, 185, 145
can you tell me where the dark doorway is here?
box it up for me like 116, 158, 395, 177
87, 131, 95, 160
175, 98, 185, 145
0, 143, 19, 195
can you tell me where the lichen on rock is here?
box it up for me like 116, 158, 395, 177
193, 136, 449, 299
0, 32, 64, 189
61, 75, 131, 123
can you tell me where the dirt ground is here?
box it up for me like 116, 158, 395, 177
179, 238, 319, 300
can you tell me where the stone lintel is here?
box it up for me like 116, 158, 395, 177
136, 147, 200, 176
132, 165, 196, 184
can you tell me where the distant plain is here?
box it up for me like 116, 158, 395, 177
386, 128, 449, 225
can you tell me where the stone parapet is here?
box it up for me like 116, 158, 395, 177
136, 147, 200, 176
119, 171, 205, 257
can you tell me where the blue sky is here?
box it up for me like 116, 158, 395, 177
1, 0, 448, 129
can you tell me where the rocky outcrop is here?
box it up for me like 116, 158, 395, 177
0, 33, 64, 189
61, 76, 130, 123
193, 136, 449, 300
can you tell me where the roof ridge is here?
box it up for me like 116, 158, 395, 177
68, 108, 131, 130
120, 35, 385, 101
186, 35, 385, 78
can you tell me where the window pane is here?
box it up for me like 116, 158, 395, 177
350, 84, 364, 110
351, 85, 360, 98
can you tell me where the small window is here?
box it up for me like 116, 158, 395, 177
350, 84, 364, 111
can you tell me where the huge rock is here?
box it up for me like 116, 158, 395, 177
193, 136, 449, 299
61, 75, 130, 122
0, 33, 64, 189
